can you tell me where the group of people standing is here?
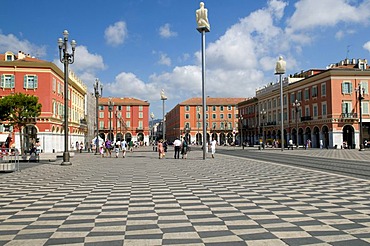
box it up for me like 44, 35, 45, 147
99, 139, 133, 158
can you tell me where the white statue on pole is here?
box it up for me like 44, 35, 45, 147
196, 2, 210, 31
160, 89, 167, 100
275, 56, 286, 74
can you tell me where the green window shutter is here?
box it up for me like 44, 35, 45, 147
1, 75, 4, 88
342, 102, 346, 113
24, 75, 27, 88
11, 75, 15, 88
342, 83, 346, 93
34, 76, 38, 88
349, 82, 353, 93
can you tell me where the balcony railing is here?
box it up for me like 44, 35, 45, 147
341, 113, 357, 118
301, 116, 312, 121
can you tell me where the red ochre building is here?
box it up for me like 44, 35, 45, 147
0, 51, 87, 153
97, 97, 150, 145
165, 97, 246, 145
238, 58, 370, 149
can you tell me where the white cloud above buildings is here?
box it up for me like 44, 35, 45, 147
159, 23, 178, 38
104, 21, 128, 46
0, 32, 46, 58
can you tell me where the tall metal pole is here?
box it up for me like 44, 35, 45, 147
359, 85, 364, 150
275, 56, 286, 152
58, 30, 76, 165
162, 99, 166, 140
94, 79, 102, 155
280, 74, 284, 151
201, 30, 207, 159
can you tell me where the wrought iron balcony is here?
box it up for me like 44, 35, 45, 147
341, 113, 357, 118
301, 116, 312, 121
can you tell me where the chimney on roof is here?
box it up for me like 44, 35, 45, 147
17, 51, 26, 60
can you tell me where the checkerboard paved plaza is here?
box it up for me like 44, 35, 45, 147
0, 147, 370, 246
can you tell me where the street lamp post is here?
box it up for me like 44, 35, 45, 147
150, 112, 155, 143
160, 90, 167, 140
108, 97, 114, 141
260, 109, 266, 149
275, 56, 286, 151
58, 30, 76, 165
196, 2, 210, 160
357, 85, 365, 150
293, 99, 301, 148
94, 79, 103, 155
239, 115, 244, 149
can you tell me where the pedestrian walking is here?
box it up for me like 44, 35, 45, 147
114, 139, 121, 158
158, 139, 165, 159
79, 141, 84, 153
173, 137, 181, 159
121, 139, 127, 158
211, 138, 217, 158
129, 140, 134, 152
181, 138, 188, 159
99, 142, 105, 157
105, 139, 112, 157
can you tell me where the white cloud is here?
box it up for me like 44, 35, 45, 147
104, 21, 128, 46
0, 32, 46, 58
159, 23, 177, 38
364, 41, 370, 52
287, 0, 364, 31
158, 53, 171, 66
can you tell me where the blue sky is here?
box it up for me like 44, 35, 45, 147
1, 0, 370, 118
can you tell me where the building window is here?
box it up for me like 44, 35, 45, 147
212, 106, 216, 111
126, 112, 131, 118
220, 123, 224, 130
99, 121, 104, 129
99, 105, 104, 110
305, 106, 310, 117
117, 112, 122, 118
126, 121, 130, 127
0, 74, 15, 88
272, 99, 276, 108
312, 86, 318, 98
212, 114, 216, 119
23, 75, 38, 89
297, 91, 302, 101
360, 81, 369, 94
197, 122, 201, 129
185, 105, 190, 111
139, 112, 143, 118
320, 103, 326, 117
342, 101, 352, 114
321, 83, 326, 97
304, 88, 310, 100
290, 93, 295, 104
228, 113, 232, 119
52, 78, 57, 92
212, 122, 216, 129
126, 105, 131, 111
185, 113, 190, 119
363, 101, 369, 114
228, 122, 232, 129
313, 104, 318, 118
6, 55, 12, 61
185, 122, 190, 129
99, 112, 104, 118
342, 81, 352, 94
220, 114, 224, 119
206, 114, 209, 119
197, 113, 201, 119
220, 106, 224, 111
227, 105, 232, 110
138, 121, 143, 128
139, 105, 143, 111
117, 105, 122, 111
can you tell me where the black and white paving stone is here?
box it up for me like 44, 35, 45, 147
0, 147, 369, 245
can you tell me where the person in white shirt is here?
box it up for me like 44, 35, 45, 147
121, 139, 127, 158
173, 137, 182, 159
211, 138, 217, 158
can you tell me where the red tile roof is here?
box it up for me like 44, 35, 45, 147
180, 97, 247, 106
99, 97, 150, 106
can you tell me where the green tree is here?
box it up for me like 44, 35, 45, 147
0, 93, 42, 154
